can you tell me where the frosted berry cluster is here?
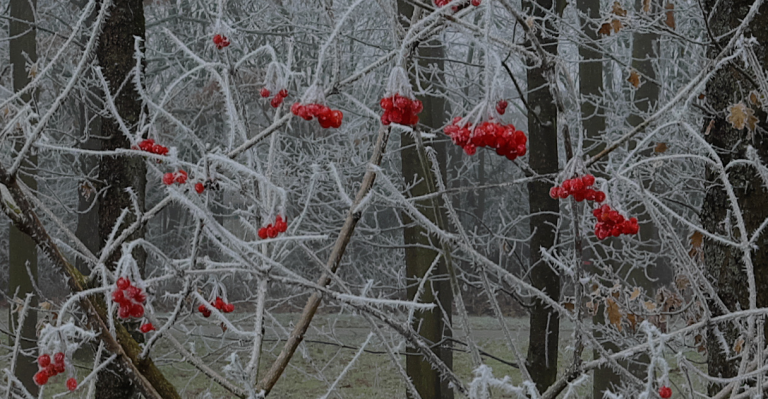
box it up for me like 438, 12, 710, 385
213, 34, 230, 49
258, 215, 287, 239
163, 170, 187, 186
549, 174, 606, 202
34, 352, 76, 390
112, 277, 147, 319
380, 94, 423, 126
291, 103, 343, 128
435, 0, 481, 9
659, 386, 672, 398
593, 205, 639, 240
261, 88, 289, 108
496, 100, 508, 115
198, 297, 235, 317
444, 117, 527, 160
135, 139, 169, 156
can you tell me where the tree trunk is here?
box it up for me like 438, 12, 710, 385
94, 0, 148, 397
574, 0, 618, 395
8, 0, 38, 394
701, 0, 768, 394
397, 3, 453, 399
524, 0, 561, 391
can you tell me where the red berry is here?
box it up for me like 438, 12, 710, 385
112, 289, 126, 303
550, 186, 560, 199
126, 286, 141, 299
118, 305, 131, 319
215, 297, 224, 310
45, 364, 56, 376
224, 303, 235, 313
130, 304, 145, 318
140, 323, 155, 333
496, 100, 508, 114
67, 378, 77, 391
258, 227, 268, 239
54, 352, 65, 365
595, 191, 606, 202
260, 88, 271, 98
471, 0, 481, 6
175, 170, 188, 184
659, 386, 672, 398
270, 96, 283, 108
38, 354, 51, 368
278, 89, 288, 98
213, 34, 223, 44
162, 173, 175, 185
582, 174, 595, 186
116, 277, 130, 290
195, 182, 205, 194
277, 220, 287, 233
198, 304, 207, 314
267, 225, 278, 238
34, 371, 49, 386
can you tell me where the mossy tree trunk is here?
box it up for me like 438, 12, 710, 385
8, 0, 38, 393
397, 2, 453, 398
94, 0, 148, 397
701, 0, 768, 394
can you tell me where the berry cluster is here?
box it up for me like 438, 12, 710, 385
549, 175, 606, 202
444, 117, 527, 159
258, 215, 287, 239
140, 323, 155, 333
112, 277, 147, 319
291, 103, 343, 128
434, 0, 481, 9
198, 297, 235, 317
659, 386, 672, 398
213, 34, 230, 50
34, 353, 76, 390
496, 100, 508, 115
380, 94, 423, 126
261, 88, 289, 108
135, 139, 169, 156
163, 170, 188, 186
592, 205, 639, 240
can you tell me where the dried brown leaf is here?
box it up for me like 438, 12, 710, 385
629, 287, 642, 301
655, 142, 668, 153
611, 18, 623, 33
598, 22, 613, 35
612, 1, 628, 16
563, 301, 575, 312
727, 102, 758, 132
606, 297, 623, 332
734, 337, 744, 354
665, 3, 675, 29
628, 70, 641, 88
644, 301, 657, 311
643, 0, 652, 12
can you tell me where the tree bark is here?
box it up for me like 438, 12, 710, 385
524, 0, 561, 391
397, 3, 454, 398
94, 0, 148, 397
8, 0, 38, 393
701, 0, 768, 394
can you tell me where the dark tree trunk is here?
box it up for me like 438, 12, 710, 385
701, 0, 768, 394
8, 0, 38, 394
575, 0, 617, 395
397, 3, 453, 399
94, 0, 148, 397
524, 0, 561, 391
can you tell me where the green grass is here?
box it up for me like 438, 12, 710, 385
0, 313, 708, 398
